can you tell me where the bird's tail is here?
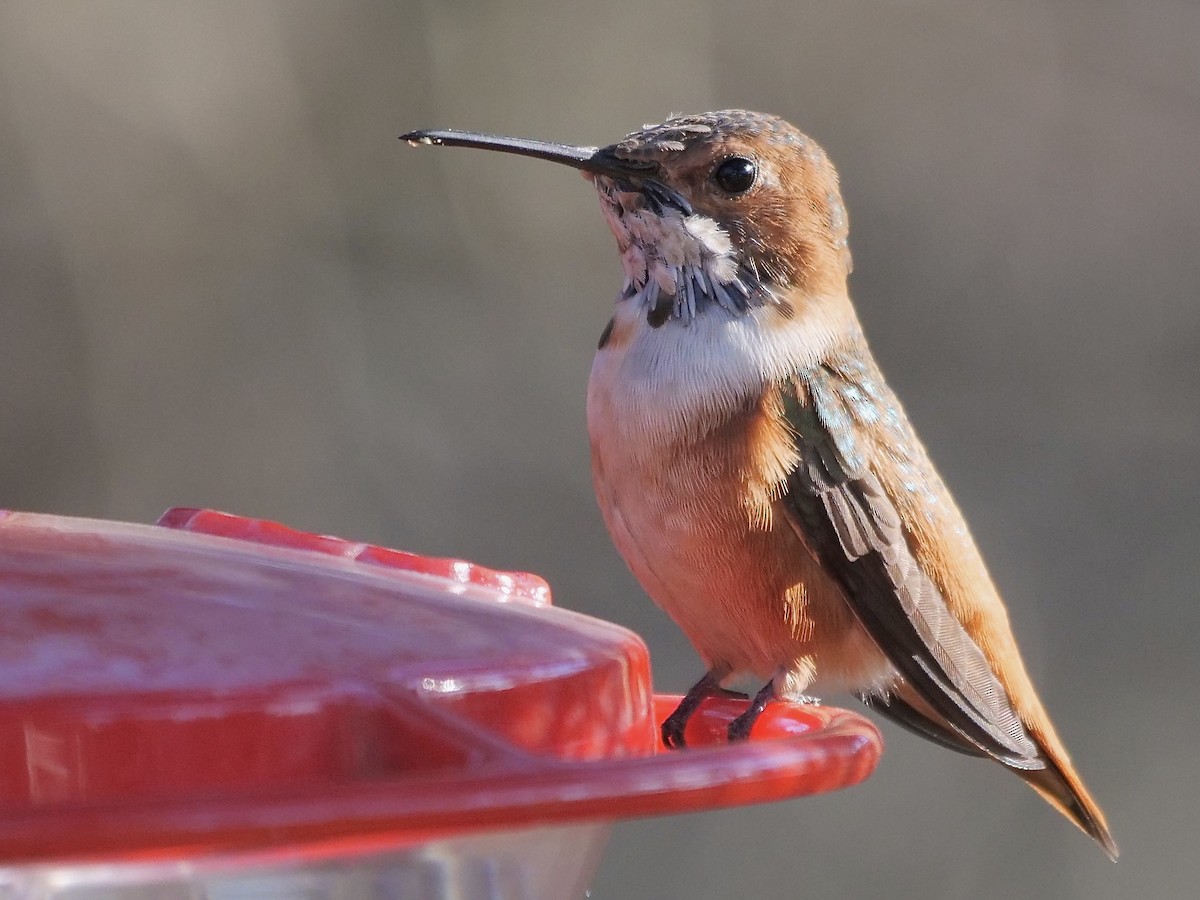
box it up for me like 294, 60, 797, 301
1016, 750, 1118, 861
863, 686, 1118, 859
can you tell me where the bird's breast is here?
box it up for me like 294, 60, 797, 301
586, 316, 888, 688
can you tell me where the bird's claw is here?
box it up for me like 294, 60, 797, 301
661, 713, 689, 749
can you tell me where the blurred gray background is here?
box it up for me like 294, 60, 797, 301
1, 1, 1196, 897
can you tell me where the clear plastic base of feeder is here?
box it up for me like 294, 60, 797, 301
0, 823, 611, 900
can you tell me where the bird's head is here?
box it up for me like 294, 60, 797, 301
402, 110, 852, 328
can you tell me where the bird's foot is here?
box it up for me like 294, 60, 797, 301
661, 707, 691, 750
726, 680, 781, 742
661, 670, 733, 750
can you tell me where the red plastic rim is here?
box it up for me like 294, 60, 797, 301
0, 508, 882, 862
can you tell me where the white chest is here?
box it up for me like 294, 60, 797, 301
586, 297, 848, 448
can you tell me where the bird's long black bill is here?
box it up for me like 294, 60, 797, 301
400, 128, 653, 179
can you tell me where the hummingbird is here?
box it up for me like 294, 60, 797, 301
401, 110, 1117, 859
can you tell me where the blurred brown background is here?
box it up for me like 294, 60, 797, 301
1, 2, 1196, 897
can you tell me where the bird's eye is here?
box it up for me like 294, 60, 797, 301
712, 156, 757, 195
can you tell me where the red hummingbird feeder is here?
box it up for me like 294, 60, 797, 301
0, 507, 881, 898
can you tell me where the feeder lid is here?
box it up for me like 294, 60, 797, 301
0, 508, 880, 862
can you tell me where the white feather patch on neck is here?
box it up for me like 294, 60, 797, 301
589, 293, 859, 445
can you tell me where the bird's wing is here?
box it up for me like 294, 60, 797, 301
777, 359, 1042, 768
856, 686, 989, 758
